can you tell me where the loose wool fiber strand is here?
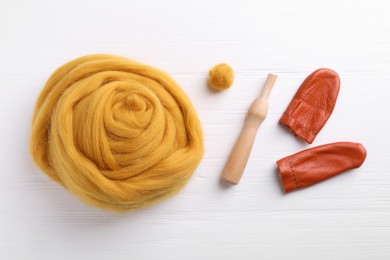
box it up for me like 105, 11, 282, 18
30, 54, 204, 212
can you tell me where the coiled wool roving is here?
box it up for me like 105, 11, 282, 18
30, 54, 204, 212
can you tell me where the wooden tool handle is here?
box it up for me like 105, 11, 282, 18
260, 73, 277, 100
221, 74, 277, 185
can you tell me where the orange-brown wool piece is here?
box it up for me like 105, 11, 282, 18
277, 142, 367, 193
280, 68, 340, 144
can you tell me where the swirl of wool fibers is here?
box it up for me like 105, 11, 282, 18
30, 54, 204, 212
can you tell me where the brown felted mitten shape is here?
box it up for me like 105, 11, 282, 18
277, 142, 367, 193
280, 68, 340, 144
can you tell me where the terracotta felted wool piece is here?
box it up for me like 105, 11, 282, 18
277, 142, 367, 193
280, 68, 340, 144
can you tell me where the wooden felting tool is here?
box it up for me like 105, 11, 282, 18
221, 73, 277, 185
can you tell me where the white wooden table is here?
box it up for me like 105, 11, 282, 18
1, 0, 389, 259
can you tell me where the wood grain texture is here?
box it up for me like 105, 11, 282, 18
1, 0, 389, 259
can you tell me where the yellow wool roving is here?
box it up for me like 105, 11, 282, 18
30, 54, 204, 212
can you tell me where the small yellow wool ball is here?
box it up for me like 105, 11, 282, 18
208, 63, 234, 90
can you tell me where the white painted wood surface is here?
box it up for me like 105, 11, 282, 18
1, 0, 389, 259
